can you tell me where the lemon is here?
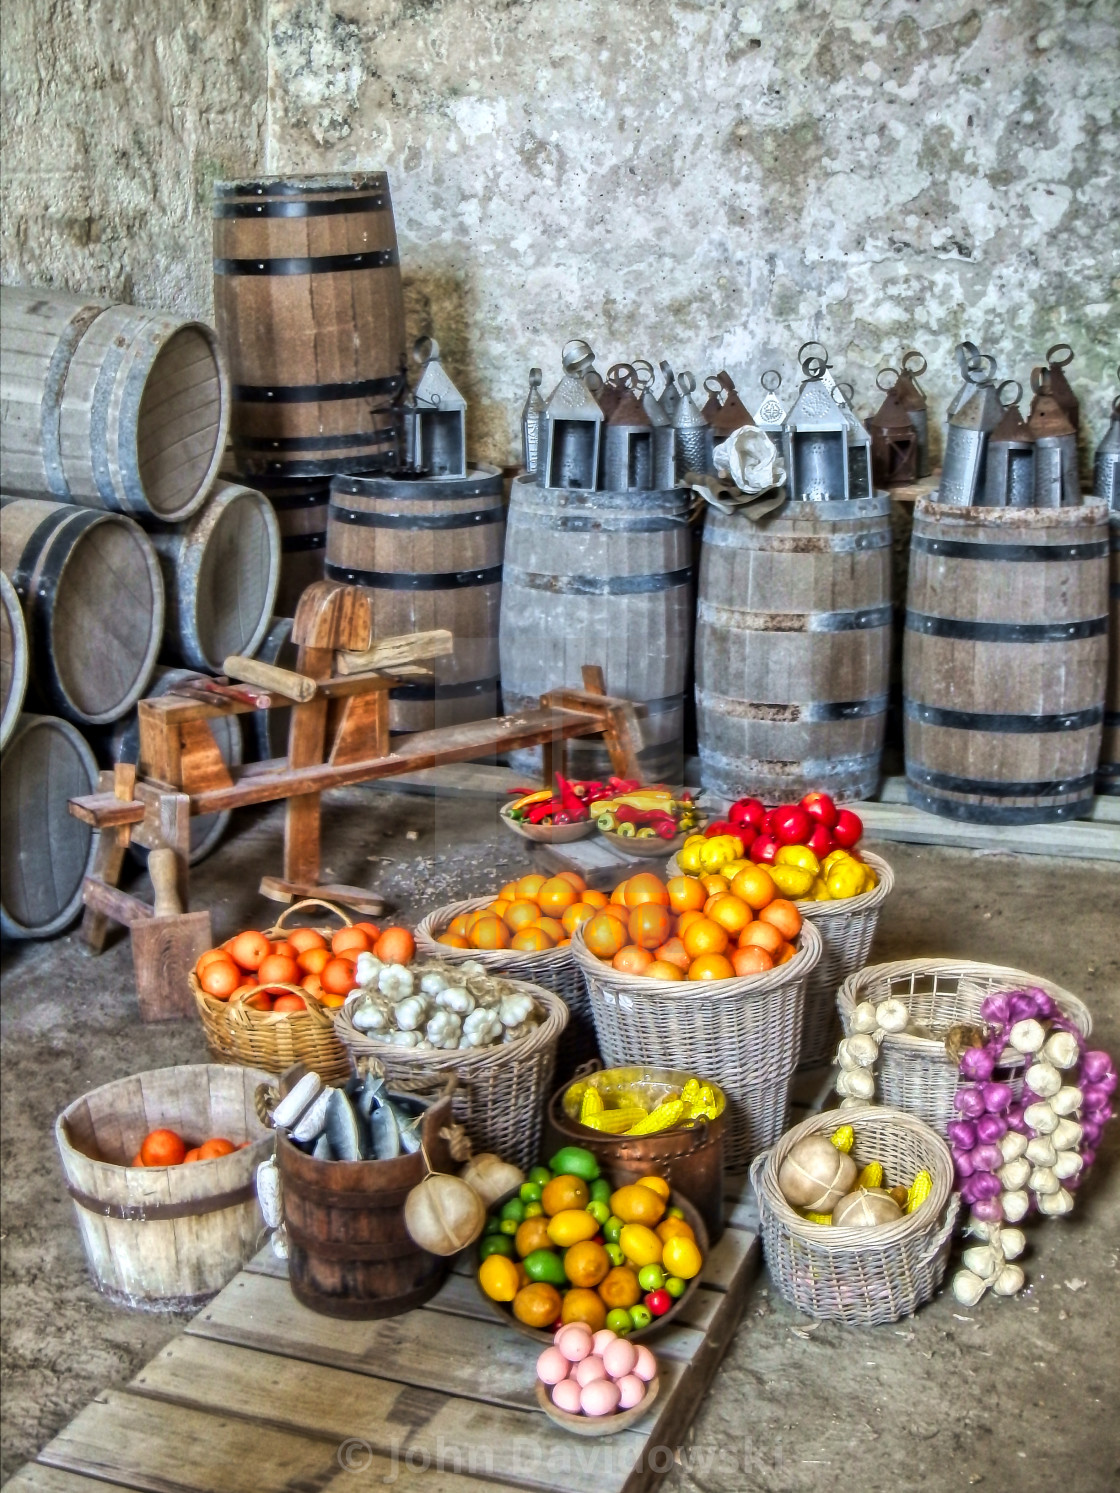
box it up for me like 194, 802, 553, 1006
478, 1253, 520, 1301
822, 849, 854, 876
677, 837, 705, 874
700, 835, 743, 873
826, 862, 866, 900
619, 1223, 663, 1267
768, 864, 815, 898
775, 845, 820, 876
662, 1234, 703, 1280
721, 859, 750, 880
546, 1208, 600, 1248
808, 877, 832, 900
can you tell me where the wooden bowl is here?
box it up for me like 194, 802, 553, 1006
597, 828, 686, 859
500, 802, 595, 844
476, 1187, 709, 1344
535, 1375, 660, 1436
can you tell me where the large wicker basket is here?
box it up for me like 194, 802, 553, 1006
571, 920, 822, 1169
752, 1105, 958, 1326
836, 959, 1093, 1137
333, 974, 569, 1169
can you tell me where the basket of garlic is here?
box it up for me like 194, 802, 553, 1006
751, 1105, 957, 1326
333, 955, 569, 1169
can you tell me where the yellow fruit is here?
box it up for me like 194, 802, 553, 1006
635, 1174, 670, 1200
515, 1217, 552, 1257
830, 1124, 855, 1153
479, 1253, 520, 1301
677, 838, 706, 874
775, 844, 821, 876
699, 835, 744, 874
546, 1208, 600, 1248
826, 862, 866, 900
564, 1240, 611, 1287
720, 859, 750, 880
609, 1183, 667, 1225
821, 849, 855, 875
808, 878, 832, 900
619, 1223, 663, 1267
541, 1175, 589, 1216
656, 1217, 696, 1244
560, 1287, 607, 1330
662, 1234, 703, 1280
768, 864, 815, 899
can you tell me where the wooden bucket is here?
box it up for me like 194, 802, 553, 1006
0, 286, 229, 522
149, 481, 280, 673
259, 478, 329, 615
500, 477, 693, 781
695, 496, 891, 803
213, 173, 405, 480
904, 499, 1109, 822
276, 1077, 454, 1319
0, 568, 28, 750
55, 1063, 274, 1311
0, 496, 164, 725
1099, 513, 1119, 796
1, 713, 99, 938
326, 467, 504, 733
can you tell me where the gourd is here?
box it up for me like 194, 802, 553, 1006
404, 1170, 486, 1255
832, 1187, 904, 1228
459, 1153, 525, 1208
777, 1135, 857, 1211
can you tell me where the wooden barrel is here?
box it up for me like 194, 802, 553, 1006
500, 477, 693, 781
0, 286, 228, 521
1101, 514, 1120, 795
55, 1063, 273, 1310
278, 1086, 453, 1319
326, 467, 504, 733
213, 173, 405, 480
110, 668, 243, 863
695, 497, 892, 803
904, 499, 1109, 822
248, 616, 298, 760
0, 496, 164, 724
149, 481, 280, 673
260, 478, 329, 615
0, 569, 28, 750
0, 713, 99, 938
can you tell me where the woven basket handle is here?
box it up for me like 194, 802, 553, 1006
229, 982, 337, 1028
254, 1081, 280, 1129
270, 898, 354, 932
919, 1193, 961, 1266
748, 1153, 767, 1196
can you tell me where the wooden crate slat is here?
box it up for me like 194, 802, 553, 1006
6, 1467, 146, 1493
694, 1223, 758, 1292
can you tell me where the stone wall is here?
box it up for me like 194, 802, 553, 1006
2, 0, 1116, 466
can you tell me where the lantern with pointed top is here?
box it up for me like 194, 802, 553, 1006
672, 371, 714, 475
1045, 343, 1079, 433
1027, 367, 1080, 507
982, 381, 1034, 508
543, 340, 604, 490
1094, 387, 1120, 510
869, 384, 919, 488
631, 361, 677, 488
407, 337, 467, 479
782, 354, 852, 501
597, 363, 627, 423
702, 371, 755, 442
658, 360, 681, 423
898, 350, 931, 477
521, 367, 546, 477
939, 358, 1002, 506
755, 370, 787, 448
600, 366, 658, 491
829, 378, 874, 499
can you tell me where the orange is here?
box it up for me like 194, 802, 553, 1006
535, 916, 565, 941
479, 1253, 521, 1302
613, 945, 653, 975
320, 957, 357, 996
511, 926, 554, 952
759, 898, 802, 940
301, 973, 323, 996
582, 888, 609, 909
375, 927, 416, 965
636, 1175, 671, 1200
448, 912, 474, 938
556, 870, 587, 893
199, 959, 241, 1000
776, 941, 797, 965
488, 898, 511, 919
597, 1265, 641, 1310
541, 1175, 589, 1215
272, 994, 306, 1012
667, 875, 707, 913
197, 946, 234, 976
515, 1216, 552, 1256
270, 940, 298, 960
657, 1217, 696, 1244
513, 1282, 563, 1328
600, 903, 629, 927
465, 908, 490, 931
584, 911, 628, 959
352, 921, 382, 943
676, 909, 705, 939
182, 1148, 202, 1163
438, 932, 471, 948
504, 899, 542, 932
560, 1287, 607, 1331
471, 917, 511, 950
729, 865, 776, 911
610, 879, 630, 906
739, 921, 784, 955
564, 1240, 611, 1288
562, 902, 596, 935
244, 991, 273, 1011
700, 874, 727, 899
646, 960, 684, 981
556, 938, 571, 947
331, 926, 371, 958
538, 876, 579, 915
624, 872, 670, 908
628, 902, 672, 950
653, 936, 691, 971
688, 953, 736, 982
140, 1128, 186, 1167
227, 930, 271, 971
258, 953, 299, 991
499, 880, 518, 901
515, 873, 548, 901
610, 1183, 667, 1225
705, 894, 752, 936
297, 946, 331, 975
319, 992, 345, 1010
681, 917, 729, 959
198, 1137, 236, 1159
731, 945, 774, 976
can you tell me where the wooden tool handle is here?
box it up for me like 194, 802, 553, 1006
223, 655, 318, 703
149, 849, 182, 918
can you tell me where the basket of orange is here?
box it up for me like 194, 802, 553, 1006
570, 870, 822, 1169
191, 899, 417, 1085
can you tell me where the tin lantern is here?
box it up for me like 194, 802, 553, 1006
782, 353, 853, 502
1027, 367, 1080, 508
946, 342, 997, 424
897, 351, 931, 477
869, 383, 919, 488
407, 337, 467, 479
597, 363, 629, 423
832, 381, 874, 500
672, 371, 714, 475
702, 371, 755, 442
1094, 387, 1120, 510
521, 367, 547, 477
755, 370, 787, 449
543, 341, 604, 491
983, 381, 1035, 508
601, 371, 658, 492
939, 361, 1002, 506
657, 360, 682, 423
1044, 343, 1079, 433
631, 361, 677, 488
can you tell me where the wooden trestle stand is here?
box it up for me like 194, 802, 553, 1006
69, 581, 644, 1018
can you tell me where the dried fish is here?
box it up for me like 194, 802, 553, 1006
398, 1111, 424, 1155
272, 1072, 321, 1129
357, 1072, 386, 1118
312, 1133, 333, 1162
325, 1088, 362, 1162
291, 1086, 332, 1143
370, 1100, 401, 1160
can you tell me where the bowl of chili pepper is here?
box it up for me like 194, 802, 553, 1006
500, 778, 597, 843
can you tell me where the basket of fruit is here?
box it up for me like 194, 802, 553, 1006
570, 870, 822, 1168
751, 1105, 957, 1325
670, 795, 894, 1069
191, 901, 418, 1086
836, 959, 1092, 1138
476, 1144, 708, 1342
334, 962, 569, 1168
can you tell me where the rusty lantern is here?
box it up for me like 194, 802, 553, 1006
869, 383, 919, 488
701, 371, 755, 441
1044, 342, 1079, 433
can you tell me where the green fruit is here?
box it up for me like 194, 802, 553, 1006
519, 1181, 543, 1203
548, 1146, 601, 1182
629, 1304, 653, 1330
498, 1218, 519, 1236
603, 1215, 623, 1244
528, 1166, 552, 1187
605, 1308, 633, 1336
523, 1201, 543, 1218
523, 1248, 568, 1287
666, 1205, 684, 1220
483, 1216, 502, 1236
605, 1242, 625, 1267
478, 1235, 515, 1260
589, 1178, 613, 1205
664, 1275, 686, 1299
637, 1264, 665, 1292
585, 1199, 610, 1226
500, 1198, 525, 1223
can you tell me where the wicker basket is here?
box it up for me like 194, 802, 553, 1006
836, 959, 1093, 1138
571, 920, 822, 1169
333, 972, 569, 1169
752, 1105, 958, 1325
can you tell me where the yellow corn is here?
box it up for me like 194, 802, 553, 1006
804, 1211, 833, 1225
906, 1170, 933, 1213
626, 1099, 686, 1135
681, 1078, 700, 1104
579, 1087, 604, 1124
583, 1106, 648, 1133
830, 1124, 855, 1154
857, 1161, 883, 1190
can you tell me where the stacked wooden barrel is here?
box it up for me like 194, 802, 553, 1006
1100, 514, 1120, 796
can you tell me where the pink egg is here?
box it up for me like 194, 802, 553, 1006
556, 1324, 592, 1362
603, 1338, 638, 1381
632, 1344, 658, 1382
536, 1347, 569, 1386
551, 1378, 583, 1414
580, 1378, 622, 1417
616, 1373, 646, 1410
574, 1354, 608, 1387
591, 1328, 617, 1357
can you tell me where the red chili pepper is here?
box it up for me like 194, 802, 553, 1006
555, 774, 590, 820
614, 805, 641, 824
527, 799, 561, 824
654, 820, 678, 840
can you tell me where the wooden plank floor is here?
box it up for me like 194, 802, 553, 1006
16, 1201, 760, 1493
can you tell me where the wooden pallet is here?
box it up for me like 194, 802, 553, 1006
11, 1186, 760, 1493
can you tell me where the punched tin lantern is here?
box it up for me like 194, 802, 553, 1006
755, 369, 787, 448
1027, 367, 1080, 508
782, 354, 854, 502
1094, 383, 1120, 510
521, 367, 547, 477
601, 368, 659, 492
408, 338, 467, 479
543, 340, 604, 491
672, 371, 714, 475
939, 361, 1002, 507
983, 381, 1035, 509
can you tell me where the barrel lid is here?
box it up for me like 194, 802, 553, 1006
214, 173, 389, 198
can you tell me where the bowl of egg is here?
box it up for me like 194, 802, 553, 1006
535, 1322, 660, 1435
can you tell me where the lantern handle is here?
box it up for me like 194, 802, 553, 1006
1113, 394, 1120, 419
606, 363, 636, 389
996, 379, 1022, 409
797, 340, 830, 373
562, 338, 596, 374
760, 369, 782, 394
703, 375, 725, 399
716, 370, 738, 393
901, 349, 928, 377
876, 367, 901, 392
835, 380, 855, 405
528, 367, 542, 390
1046, 342, 1074, 369
1030, 366, 1051, 396
801, 354, 828, 381
678, 371, 697, 397
412, 335, 439, 364
962, 355, 997, 388
630, 359, 655, 392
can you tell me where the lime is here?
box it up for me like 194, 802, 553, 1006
590, 1177, 613, 1205
478, 1234, 515, 1260
664, 1275, 686, 1299
585, 1199, 610, 1226
666, 1205, 684, 1220
483, 1216, 502, 1236
523, 1248, 567, 1287
605, 1308, 633, 1336
528, 1166, 552, 1187
499, 1218, 519, 1236
548, 1146, 601, 1181
603, 1215, 623, 1243
605, 1243, 625, 1267
523, 1201, 543, 1218
500, 1198, 525, 1223
519, 1181, 543, 1203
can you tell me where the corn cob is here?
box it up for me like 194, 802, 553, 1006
830, 1124, 855, 1153
856, 1161, 884, 1189
804, 1211, 833, 1225
626, 1099, 686, 1135
906, 1170, 933, 1213
579, 1087, 604, 1124
583, 1107, 648, 1133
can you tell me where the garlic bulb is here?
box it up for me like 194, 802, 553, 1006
839, 1095, 870, 1110
387, 1029, 422, 1047
1028, 1166, 1060, 1196
952, 1269, 988, 1307
998, 1131, 1029, 1163
836, 1067, 875, 1100
997, 1227, 1026, 1260
839, 1033, 880, 1069
1000, 1190, 1030, 1223
1023, 1102, 1058, 1135
1025, 1135, 1057, 1168
436, 985, 475, 1016
425, 1009, 462, 1049
394, 995, 428, 1031
420, 971, 448, 997
1024, 1061, 1061, 1099
380, 965, 415, 1000
1008, 1018, 1046, 1054
1053, 1150, 1084, 1180
355, 951, 384, 986
962, 1245, 1000, 1280
850, 1001, 879, 1034
1036, 1186, 1074, 1217
498, 993, 534, 1028
1050, 1117, 1083, 1153
1050, 1085, 1083, 1117
463, 1008, 503, 1047
875, 998, 910, 1034
992, 1264, 1026, 1296
1042, 1030, 1080, 1070
997, 1159, 1031, 1191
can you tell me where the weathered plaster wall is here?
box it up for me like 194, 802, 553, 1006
1, 0, 1116, 464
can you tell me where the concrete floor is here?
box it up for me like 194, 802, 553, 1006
2, 786, 1118, 1491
